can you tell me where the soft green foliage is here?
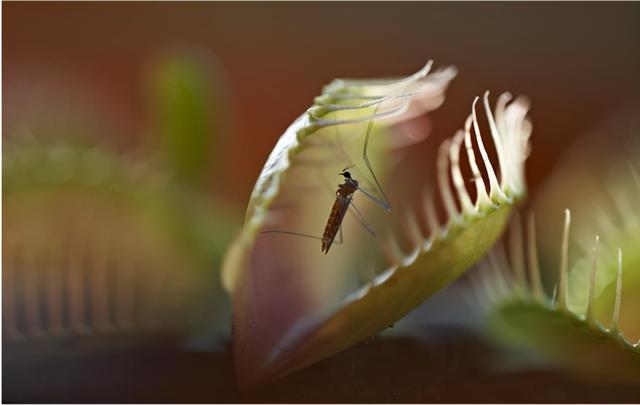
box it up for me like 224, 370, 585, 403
4, 141, 236, 341
3, 50, 236, 344
148, 48, 226, 185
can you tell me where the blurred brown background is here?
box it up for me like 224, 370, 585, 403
4, 2, 640, 403
5, 2, 640, 206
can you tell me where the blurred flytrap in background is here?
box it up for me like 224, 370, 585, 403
474, 208, 640, 386
468, 118, 640, 385
3, 48, 237, 355
222, 61, 535, 388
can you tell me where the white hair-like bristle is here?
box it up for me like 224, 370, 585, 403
471, 97, 506, 203
464, 116, 493, 209
556, 209, 571, 310
586, 235, 600, 324
610, 247, 623, 333
437, 138, 459, 222
449, 130, 475, 214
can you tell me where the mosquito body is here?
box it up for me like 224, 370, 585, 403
322, 170, 358, 254
262, 103, 393, 254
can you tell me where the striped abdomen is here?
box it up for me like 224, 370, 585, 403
321, 194, 351, 254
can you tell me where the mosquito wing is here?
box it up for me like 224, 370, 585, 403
357, 186, 391, 212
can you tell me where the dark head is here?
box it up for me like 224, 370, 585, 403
339, 170, 358, 189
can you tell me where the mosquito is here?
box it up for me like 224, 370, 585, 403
262, 104, 393, 254
318, 163, 385, 253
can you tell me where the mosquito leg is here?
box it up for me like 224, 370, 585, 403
332, 126, 370, 190
349, 201, 376, 238
330, 106, 392, 212
361, 103, 392, 211
355, 187, 391, 212
261, 230, 325, 241
261, 227, 346, 248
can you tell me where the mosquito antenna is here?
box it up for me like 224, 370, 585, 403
342, 163, 355, 173
362, 103, 392, 212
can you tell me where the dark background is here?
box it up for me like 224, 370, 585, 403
4, 2, 640, 402
5, 2, 640, 205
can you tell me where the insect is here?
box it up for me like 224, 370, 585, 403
322, 168, 359, 254
318, 166, 360, 253
321, 104, 397, 252
262, 103, 393, 254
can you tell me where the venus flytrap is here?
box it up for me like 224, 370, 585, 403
473, 208, 640, 384
222, 61, 533, 388
3, 51, 235, 345
3, 142, 235, 342
566, 170, 640, 338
